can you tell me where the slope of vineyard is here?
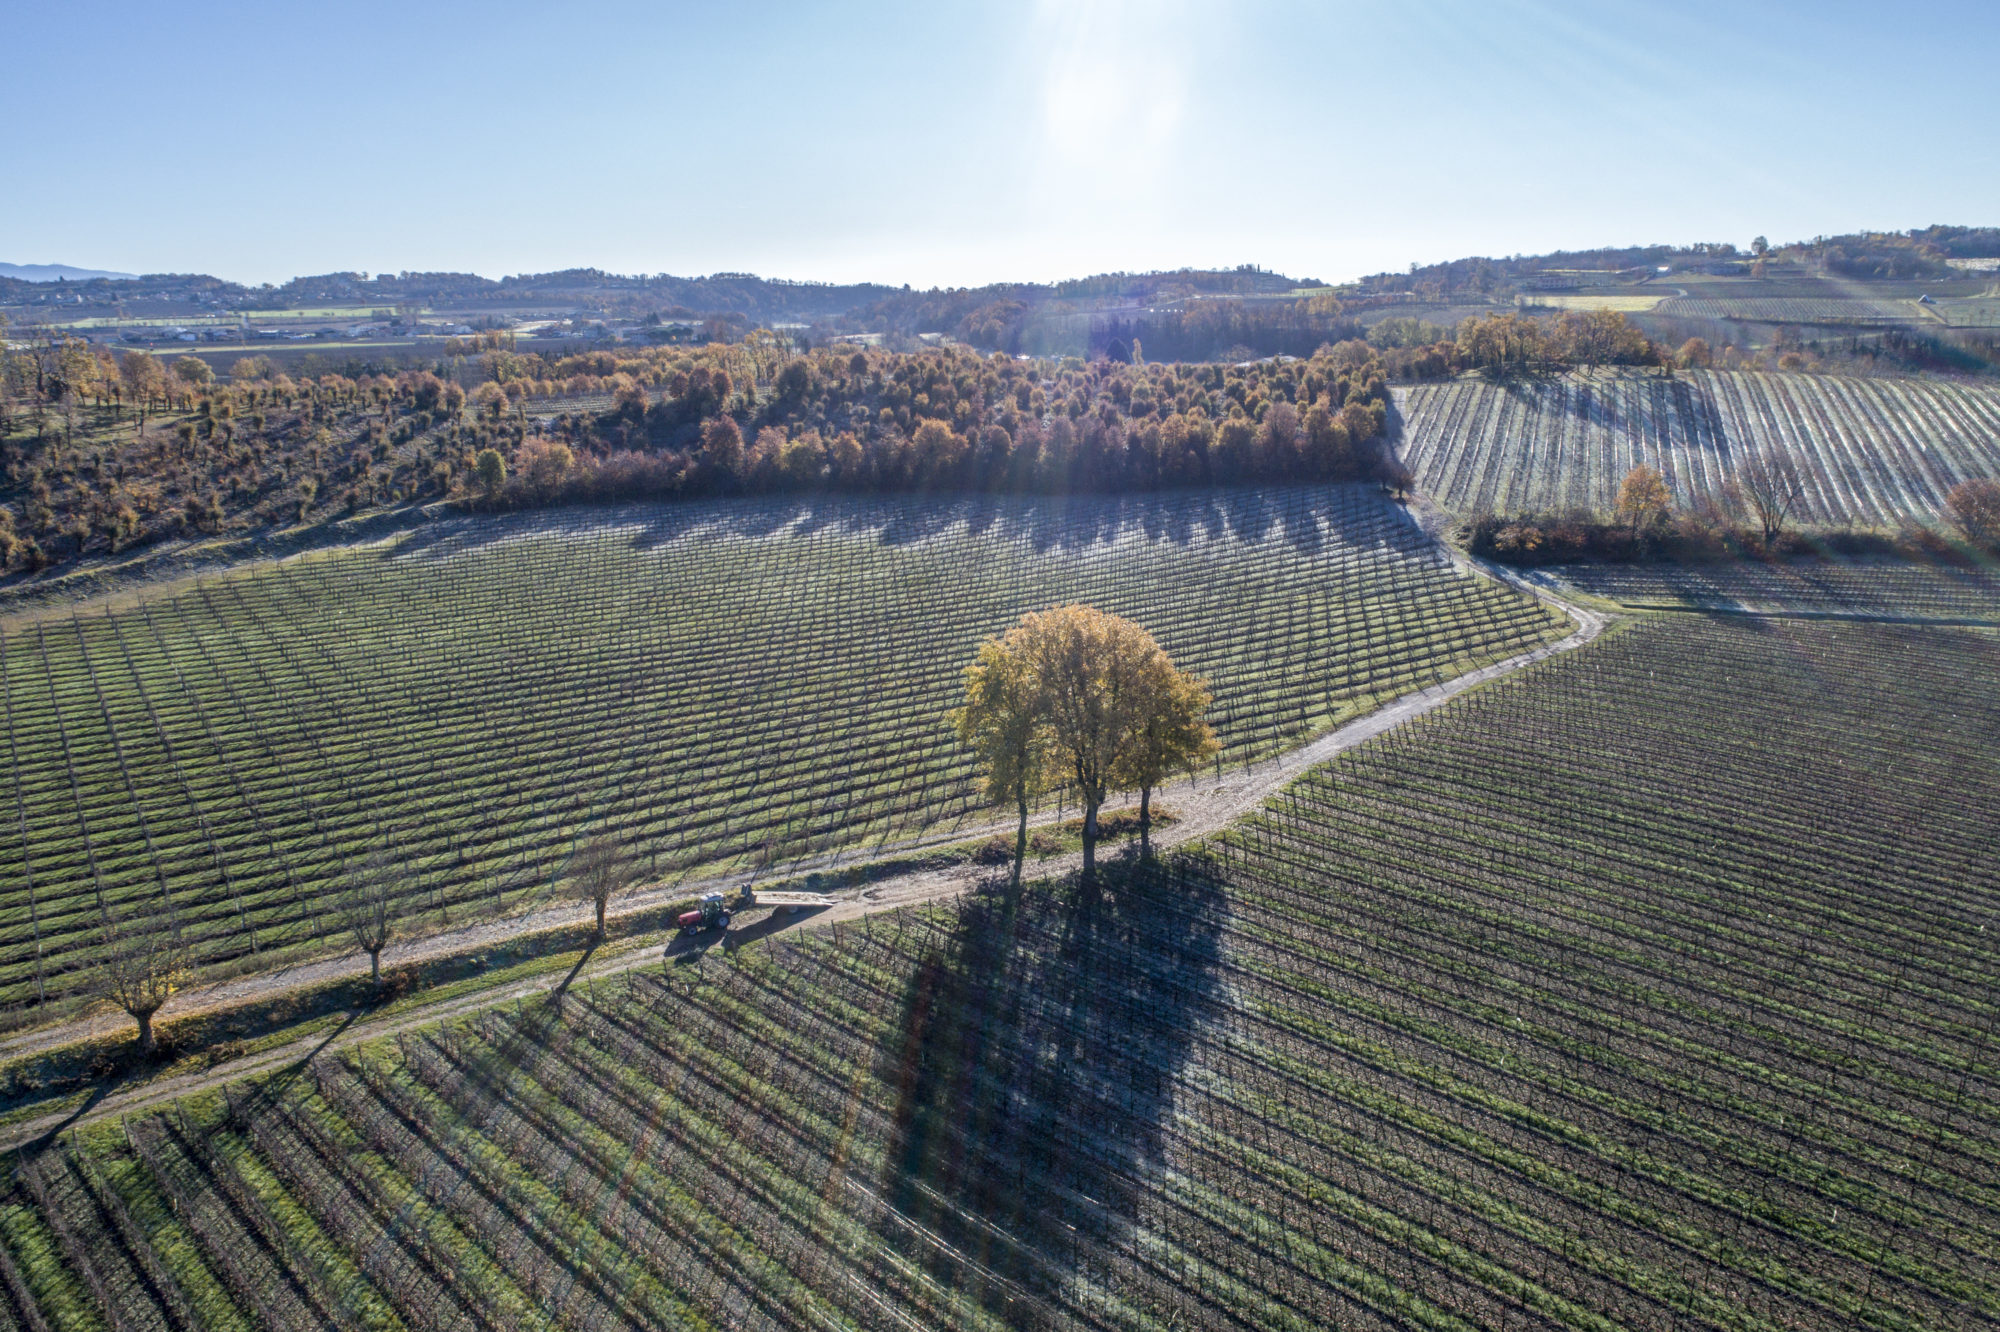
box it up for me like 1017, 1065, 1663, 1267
1397, 369, 2000, 523
5, 615, 1995, 1331
1653, 296, 1919, 324
1555, 557, 2000, 621
0, 485, 1567, 1020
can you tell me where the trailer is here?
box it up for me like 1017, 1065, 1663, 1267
738, 889, 834, 915
672, 888, 832, 942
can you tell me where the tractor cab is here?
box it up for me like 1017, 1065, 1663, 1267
676, 892, 731, 937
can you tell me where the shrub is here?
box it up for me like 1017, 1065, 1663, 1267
1947, 478, 2000, 549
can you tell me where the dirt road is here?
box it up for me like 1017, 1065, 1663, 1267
0, 575, 1602, 1150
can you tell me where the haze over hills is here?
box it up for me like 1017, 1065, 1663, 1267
5, 225, 1996, 377
0, 262, 136, 282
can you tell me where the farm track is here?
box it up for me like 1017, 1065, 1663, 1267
0, 575, 1604, 1151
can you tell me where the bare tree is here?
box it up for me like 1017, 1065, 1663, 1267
97, 889, 192, 1058
1734, 445, 1808, 547
570, 834, 640, 939
338, 851, 400, 989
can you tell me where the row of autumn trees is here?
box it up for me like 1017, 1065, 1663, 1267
0, 330, 1405, 578
1471, 454, 2000, 564
9, 304, 1845, 579
478, 340, 1403, 507
1469, 452, 1821, 563
951, 605, 1217, 883
1388, 309, 1873, 381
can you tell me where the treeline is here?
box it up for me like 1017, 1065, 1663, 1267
1468, 466, 2000, 566
0, 335, 1399, 577
953, 303, 1678, 380
487, 340, 1398, 506
1352, 243, 1746, 301
1771, 227, 2000, 280
1353, 309, 1669, 381
1345, 225, 2000, 301
1375, 308, 1925, 380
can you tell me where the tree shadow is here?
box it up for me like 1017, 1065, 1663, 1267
378, 484, 1419, 574
15, 1081, 114, 1158
547, 943, 596, 1000
876, 853, 1226, 1324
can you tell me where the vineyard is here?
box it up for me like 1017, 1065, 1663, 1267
1653, 297, 1920, 325
1555, 558, 2000, 621
0, 485, 1566, 1020
1931, 299, 2000, 329
1396, 369, 2000, 523
2, 615, 1994, 1330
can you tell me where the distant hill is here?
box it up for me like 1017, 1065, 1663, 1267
0, 262, 138, 282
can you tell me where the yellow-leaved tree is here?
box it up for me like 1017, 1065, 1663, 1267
1615, 464, 1672, 534
953, 604, 1216, 881
1112, 652, 1220, 856
948, 636, 1050, 888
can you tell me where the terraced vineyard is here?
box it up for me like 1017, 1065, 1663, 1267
5, 615, 1994, 1331
1653, 296, 1918, 324
0, 486, 1566, 1019
1555, 558, 2000, 621
1397, 369, 2000, 523
1931, 299, 2000, 329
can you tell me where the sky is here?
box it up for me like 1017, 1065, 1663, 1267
6, 0, 1997, 289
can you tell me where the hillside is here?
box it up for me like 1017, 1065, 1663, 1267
4, 614, 1994, 1330
0, 266, 136, 284
0, 486, 1564, 1023
1396, 369, 2000, 525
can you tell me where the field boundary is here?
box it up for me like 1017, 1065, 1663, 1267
1602, 602, 2000, 627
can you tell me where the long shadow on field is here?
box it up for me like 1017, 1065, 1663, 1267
383, 485, 1421, 572
878, 854, 1225, 1326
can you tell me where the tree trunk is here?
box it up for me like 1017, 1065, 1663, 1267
595, 896, 607, 938
1081, 800, 1100, 881
368, 948, 381, 989
134, 1009, 154, 1059
1139, 786, 1152, 857
1013, 793, 1029, 890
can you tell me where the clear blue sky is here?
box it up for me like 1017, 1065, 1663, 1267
7, 0, 1996, 288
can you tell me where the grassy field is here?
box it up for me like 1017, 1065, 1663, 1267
0, 486, 1566, 1022
1396, 369, 2000, 523
1517, 293, 1668, 313
4, 614, 1993, 1330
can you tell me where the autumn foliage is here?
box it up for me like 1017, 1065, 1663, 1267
0, 334, 1399, 578
952, 605, 1217, 881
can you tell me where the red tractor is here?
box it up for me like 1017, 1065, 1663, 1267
676, 892, 732, 938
